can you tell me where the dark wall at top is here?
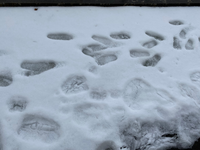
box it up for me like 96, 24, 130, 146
1, 0, 200, 6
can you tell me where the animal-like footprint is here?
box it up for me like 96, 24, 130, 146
169, 20, 184, 25
47, 33, 73, 40
142, 40, 158, 49
0, 74, 12, 87
110, 33, 130, 40
179, 29, 187, 39
185, 39, 194, 50
173, 37, 181, 49
8, 96, 27, 112
130, 50, 150, 58
143, 54, 161, 67
21, 61, 56, 76
95, 54, 117, 66
61, 75, 89, 95
145, 31, 164, 41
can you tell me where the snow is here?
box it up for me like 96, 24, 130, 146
0, 6, 200, 150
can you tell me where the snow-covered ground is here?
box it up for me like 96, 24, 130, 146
0, 6, 200, 150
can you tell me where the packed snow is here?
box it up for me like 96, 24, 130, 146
0, 6, 200, 150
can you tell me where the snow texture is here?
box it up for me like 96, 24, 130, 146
0, 6, 200, 150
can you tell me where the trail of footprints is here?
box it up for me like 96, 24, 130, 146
1, 20, 200, 150
0, 20, 199, 88
143, 30, 165, 49
173, 26, 197, 50
129, 30, 164, 67
1, 24, 187, 88
169, 20, 199, 50
82, 31, 164, 67
82, 34, 125, 66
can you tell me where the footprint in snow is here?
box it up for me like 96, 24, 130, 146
82, 35, 122, 66
18, 114, 60, 143
143, 54, 161, 67
95, 54, 117, 66
92, 35, 120, 47
0, 73, 12, 87
179, 29, 187, 39
185, 39, 194, 50
21, 61, 63, 76
8, 96, 27, 112
82, 44, 107, 57
173, 37, 182, 50
169, 20, 184, 25
142, 40, 158, 49
173, 25, 198, 51
145, 31, 164, 41
130, 49, 150, 58
47, 33, 73, 40
110, 33, 130, 40
61, 75, 89, 95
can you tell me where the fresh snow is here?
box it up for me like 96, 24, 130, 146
0, 6, 200, 150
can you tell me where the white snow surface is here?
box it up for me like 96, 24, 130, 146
0, 6, 200, 150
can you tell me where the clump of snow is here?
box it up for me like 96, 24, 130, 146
0, 6, 200, 150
